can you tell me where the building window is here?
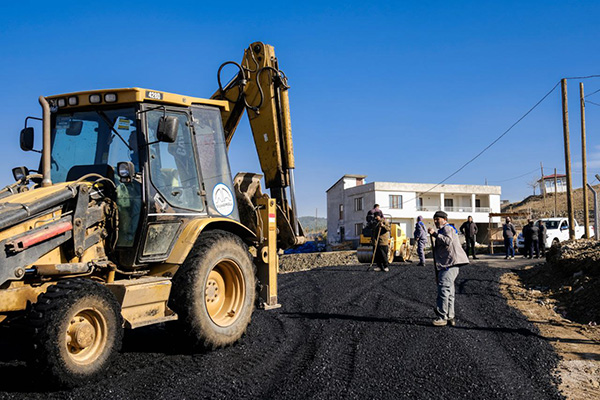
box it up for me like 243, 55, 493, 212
355, 223, 363, 236
390, 195, 403, 209
475, 199, 481, 208
354, 197, 363, 211
339, 204, 344, 220
444, 198, 454, 207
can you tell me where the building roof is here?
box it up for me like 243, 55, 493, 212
326, 174, 367, 193
538, 173, 566, 182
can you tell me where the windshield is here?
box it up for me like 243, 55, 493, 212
541, 220, 559, 229
49, 108, 139, 183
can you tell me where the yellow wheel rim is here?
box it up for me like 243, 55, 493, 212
205, 259, 246, 327
65, 308, 108, 366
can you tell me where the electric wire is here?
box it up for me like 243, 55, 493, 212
402, 81, 562, 205
586, 100, 600, 107
487, 168, 540, 184
584, 87, 600, 98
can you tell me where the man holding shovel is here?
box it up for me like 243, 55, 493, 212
428, 211, 469, 327
371, 215, 391, 272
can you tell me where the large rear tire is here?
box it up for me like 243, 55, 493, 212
169, 230, 255, 349
28, 279, 123, 388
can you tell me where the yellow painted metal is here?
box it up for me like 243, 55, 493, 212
212, 42, 295, 190
0, 281, 56, 312
279, 88, 295, 169
256, 196, 280, 308
356, 223, 410, 263
66, 307, 108, 366
46, 87, 229, 111
205, 259, 245, 327
165, 218, 256, 265
106, 276, 177, 329
0, 315, 6, 324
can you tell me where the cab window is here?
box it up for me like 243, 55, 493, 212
147, 110, 204, 212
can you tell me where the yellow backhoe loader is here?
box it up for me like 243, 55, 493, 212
0, 42, 304, 387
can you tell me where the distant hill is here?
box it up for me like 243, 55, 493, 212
502, 184, 600, 225
299, 216, 327, 233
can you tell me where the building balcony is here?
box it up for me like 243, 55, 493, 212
416, 206, 491, 213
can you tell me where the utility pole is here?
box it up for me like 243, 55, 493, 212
580, 82, 590, 238
561, 78, 576, 240
554, 168, 558, 217
540, 161, 546, 209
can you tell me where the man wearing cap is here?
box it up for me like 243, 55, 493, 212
414, 216, 428, 266
428, 210, 469, 327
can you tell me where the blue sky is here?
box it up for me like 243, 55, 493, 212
1, 1, 600, 217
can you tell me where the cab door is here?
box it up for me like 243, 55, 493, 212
138, 107, 207, 263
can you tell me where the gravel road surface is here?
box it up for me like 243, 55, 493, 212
0, 256, 562, 399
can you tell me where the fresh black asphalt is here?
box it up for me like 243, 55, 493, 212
0, 256, 563, 399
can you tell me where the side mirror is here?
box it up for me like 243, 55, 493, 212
157, 116, 178, 143
20, 127, 34, 151
12, 166, 29, 181
66, 120, 83, 136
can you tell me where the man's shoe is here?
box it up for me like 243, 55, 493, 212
473, 257, 479, 260
432, 318, 447, 327
504, 256, 509, 259
417, 263, 425, 266
383, 267, 390, 272
373, 267, 382, 272
447, 318, 456, 327
510, 256, 515, 260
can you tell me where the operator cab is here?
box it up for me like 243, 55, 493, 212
18, 88, 238, 267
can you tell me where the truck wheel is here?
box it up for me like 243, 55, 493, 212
28, 279, 123, 388
170, 230, 255, 349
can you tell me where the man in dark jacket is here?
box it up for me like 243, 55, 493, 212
538, 220, 547, 257
428, 211, 469, 327
414, 215, 428, 266
371, 215, 390, 272
502, 217, 517, 259
529, 220, 540, 259
366, 204, 383, 227
460, 216, 478, 260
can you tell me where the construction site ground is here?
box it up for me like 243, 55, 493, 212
1, 252, 599, 399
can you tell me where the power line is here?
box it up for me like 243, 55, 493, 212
565, 75, 600, 80
488, 167, 540, 183
586, 100, 600, 107
413, 81, 561, 199
585, 87, 600, 98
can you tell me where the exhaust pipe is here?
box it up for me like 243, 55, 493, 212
39, 96, 52, 187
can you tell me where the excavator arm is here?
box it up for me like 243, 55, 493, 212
212, 42, 304, 248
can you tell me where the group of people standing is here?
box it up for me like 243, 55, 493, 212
501, 217, 546, 259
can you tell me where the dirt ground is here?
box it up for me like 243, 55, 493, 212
499, 243, 600, 399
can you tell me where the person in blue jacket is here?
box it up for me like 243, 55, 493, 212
414, 216, 428, 266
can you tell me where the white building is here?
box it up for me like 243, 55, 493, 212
326, 174, 502, 245
537, 173, 567, 194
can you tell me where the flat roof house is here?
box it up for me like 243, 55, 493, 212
326, 175, 502, 245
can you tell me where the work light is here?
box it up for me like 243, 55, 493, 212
68, 96, 78, 106
57, 98, 66, 107
104, 93, 117, 103
89, 94, 101, 104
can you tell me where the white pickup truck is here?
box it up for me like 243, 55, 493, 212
517, 218, 593, 253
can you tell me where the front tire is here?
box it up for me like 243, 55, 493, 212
170, 230, 256, 349
28, 279, 123, 388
